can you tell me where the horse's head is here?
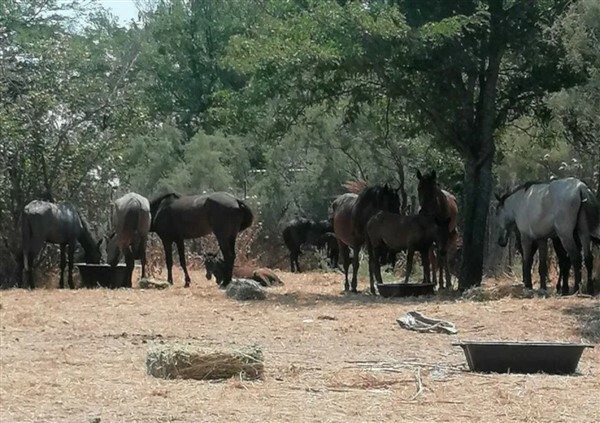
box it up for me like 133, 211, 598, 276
494, 192, 512, 247
203, 253, 223, 285
378, 183, 401, 214
416, 170, 439, 215
104, 232, 120, 267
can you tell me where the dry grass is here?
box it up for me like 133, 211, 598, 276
1, 270, 599, 423
146, 343, 263, 381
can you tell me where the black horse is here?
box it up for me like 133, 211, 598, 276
330, 184, 401, 293
282, 218, 338, 272
21, 200, 102, 289
150, 192, 253, 287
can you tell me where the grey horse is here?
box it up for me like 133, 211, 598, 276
21, 200, 102, 289
106, 192, 151, 288
495, 178, 599, 295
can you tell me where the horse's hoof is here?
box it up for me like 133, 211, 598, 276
184, 282, 190, 288
351, 289, 358, 294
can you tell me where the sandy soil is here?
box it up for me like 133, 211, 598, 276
1, 269, 599, 423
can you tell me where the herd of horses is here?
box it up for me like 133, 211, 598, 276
16, 170, 600, 296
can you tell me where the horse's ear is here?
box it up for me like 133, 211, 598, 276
431, 170, 437, 181
416, 170, 423, 180
494, 192, 501, 202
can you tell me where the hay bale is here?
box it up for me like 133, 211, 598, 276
139, 278, 170, 290
146, 343, 264, 381
226, 278, 266, 301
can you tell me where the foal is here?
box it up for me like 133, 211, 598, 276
366, 211, 449, 295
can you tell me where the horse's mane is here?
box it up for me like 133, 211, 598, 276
499, 181, 544, 203
343, 179, 369, 194
150, 192, 181, 209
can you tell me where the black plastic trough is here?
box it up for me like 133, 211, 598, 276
377, 283, 435, 298
76, 263, 130, 289
453, 341, 594, 375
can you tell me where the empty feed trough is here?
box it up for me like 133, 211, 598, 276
377, 283, 435, 298
453, 341, 594, 374
76, 263, 130, 289
146, 343, 264, 381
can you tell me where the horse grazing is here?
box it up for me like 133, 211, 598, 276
495, 178, 600, 295
106, 192, 151, 288
21, 200, 102, 289
282, 218, 336, 272
416, 170, 459, 289
366, 211, 449, 293
204, 253, 283, 287
150, 192, 253, 288
330, 183, 401, 293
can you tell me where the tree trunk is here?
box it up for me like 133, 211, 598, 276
459, 153, 495, 289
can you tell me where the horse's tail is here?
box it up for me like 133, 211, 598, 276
238, 199, 254, 232
578, 186, 600, 241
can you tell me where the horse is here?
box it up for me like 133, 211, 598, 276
21, 200, 102, 289
366, 211, 450, 292
204, 253, 283, 287
319, 232, 340, 269
282, 218, 335, 272
495, 178, 600, 295
150, 192, 253, 288
330, 183, 401, 293
430, 229, 462, 283
106, 192, 151, 288
416, 170, 459, 289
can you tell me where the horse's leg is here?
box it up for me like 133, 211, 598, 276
421, 248, 431, 285
175, 238, 191, 288
294, 248, 302, 273
537, 240, 548, 290
350, 244, 360, 293
339, 242, 351, 291
289, 249, 295, 272
366, 240, 376, 295
26, 251, 35, 289
552, 238, 570, 293
429, 247, 437, 287
124, 247, 135, 288
558, 235, 581, 295
404, 249, 414, 284
59, 243, 67, 289
226, 235, 237, 285
67, 241, 76, 289
582, 238, 594, 295
162, 239, 174, 284
520, 237, 535, 289
214, 233, 235, 287
373, 245, 384, 285
140, 236, 148, 280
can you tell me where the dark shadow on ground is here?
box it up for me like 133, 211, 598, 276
563, 303, 600, 343
267, 288, 463, 308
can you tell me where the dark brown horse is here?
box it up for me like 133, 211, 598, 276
366, 211, 449, 293
21, 200, 102, 289
282, 218, 337, 272
417, 170, 459, 289
330, 183, 401, 293
150, 192, 253, 287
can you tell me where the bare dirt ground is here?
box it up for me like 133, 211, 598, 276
1, 269, 599, 423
